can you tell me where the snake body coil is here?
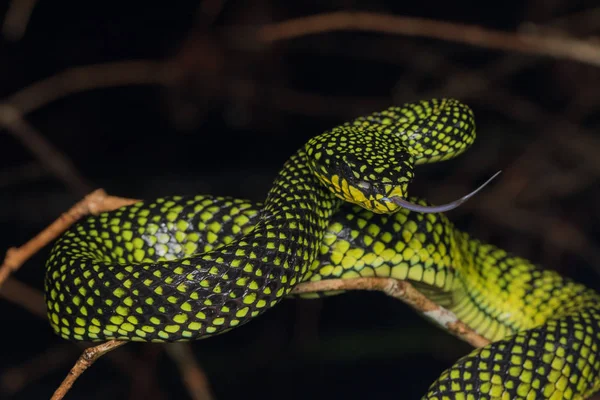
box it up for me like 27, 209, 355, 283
45, 99, 600, 398
46, 99, 474, 342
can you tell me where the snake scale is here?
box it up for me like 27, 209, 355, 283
45, 99, 600, 399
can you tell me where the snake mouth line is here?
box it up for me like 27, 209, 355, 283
386, 170, 502, 213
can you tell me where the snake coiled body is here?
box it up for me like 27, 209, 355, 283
46, 149, 339, 341
46, 99, 473, 342
45, 99, 600, 398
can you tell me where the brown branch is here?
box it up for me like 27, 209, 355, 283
0, 62, 173, 297
47, 305, 212, 400
0, 189, 139, 289
165, 343, 215, 400
0, 61, 175, 197
1, 277, 47, 318
292, 277, 490, 348
48, 304, 214, 400
6, 61, 171, 115
50, 340, 126, 400
1, 0, 38, 41
0, 186, 172, 400
0, 105, 92, 196
0, 188, 140, 398
1, 277, 166, 397
255, 11, 600, 68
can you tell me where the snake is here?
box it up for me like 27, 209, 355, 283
44, 99, 600, 399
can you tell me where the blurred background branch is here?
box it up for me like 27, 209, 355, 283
2, 0, 38, 41
255, 11, 600, 67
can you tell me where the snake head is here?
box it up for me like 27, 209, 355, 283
305, 123, 501, 215
305, 126, 416, 214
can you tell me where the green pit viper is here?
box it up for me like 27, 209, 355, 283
45, 99, 600, 399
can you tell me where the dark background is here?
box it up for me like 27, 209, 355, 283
1, 1, 600, 399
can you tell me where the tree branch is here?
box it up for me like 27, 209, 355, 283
50, 340, 126, 400
292, 277, 490, 348
0, 105, 93, 196
0, 189, 139, 289
255, 11, 600, 68
165, 343, 215, 400
1, 0, 38, 41
5, 61, 170, 115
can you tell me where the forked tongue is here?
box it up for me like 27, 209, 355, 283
390, 171, 502, 213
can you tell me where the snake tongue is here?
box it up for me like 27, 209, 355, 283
389, 170, 502, 214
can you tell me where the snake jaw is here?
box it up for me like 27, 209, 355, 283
387, 170, 502, 214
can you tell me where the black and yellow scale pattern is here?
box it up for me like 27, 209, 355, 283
44, 99, 600, 398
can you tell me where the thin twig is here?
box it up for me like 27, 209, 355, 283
50, 340, 126, 400
0, 189, 139, 289
0, 105, 92, 196
0, 277, 165, 396
165, 343, 215, 400
292, 277, 490, 348
0, 61, 173, 197
6, 61, 171, 115
0, 188, 157, 400
0, 277, 46, 318
1, 0, 38, 41
255, 11, 600, 68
